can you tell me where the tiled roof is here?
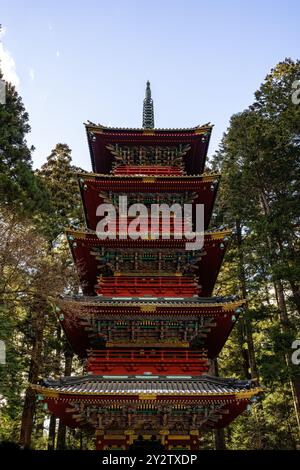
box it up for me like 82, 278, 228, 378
40, 374, 255, 396
77, 172, 220, 180
60, 294, 240, 307
84, 122, 213, 133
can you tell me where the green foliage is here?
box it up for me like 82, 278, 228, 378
1, 57, 300, 449
0, 70, 49, 215
37, 143, 85, 244
211, 58, 300, 449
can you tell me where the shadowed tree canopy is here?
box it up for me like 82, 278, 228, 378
1, 56, 300, 450
210, 58, 300, 447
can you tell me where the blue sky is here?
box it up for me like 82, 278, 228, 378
1, 0, 299, 171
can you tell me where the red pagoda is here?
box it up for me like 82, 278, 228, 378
33, 82, 261, 450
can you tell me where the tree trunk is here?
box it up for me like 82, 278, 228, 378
56, 345, 73, 450
236, 319, 251, 379
289, 280, 300, 317
236, 220, 259, 382
20, 304, 46, 448
278, 240, 300, 318
214, 428, 226, 450
46, 326, 62, 449
273, 280, 300, 437
257, 190, 300, 436
211, 359, 226, 450
47, 415, 56, 450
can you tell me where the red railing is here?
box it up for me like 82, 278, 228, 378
96, 275, 199, 297
114, 165, 183, 176
86, 349, 209, 375
113, 217, 191, 233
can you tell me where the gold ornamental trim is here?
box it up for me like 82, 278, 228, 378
142, 177, 156, 183
85, 123, 213, 134
142, 130, 155, 135
139, 394, 157, 400
85, 124, 104, 134
140, 305, 157, 313
209, 229, 232, 240
235, 387, 263, 400
69, 299, 245, 311
87, 125, 104, 134
30, 384, 59, 398
65, 228, 87, 239
222, 300, 246, 311
77, 172, 221, 182
105, 341, 189, 348
194, 126, 212, 135
104, 435, 126, 440
31, 384, 263, 400
65, 228, 231, 242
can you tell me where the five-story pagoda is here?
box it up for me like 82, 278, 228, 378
33, 82, 261, 450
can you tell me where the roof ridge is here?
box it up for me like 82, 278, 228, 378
84, 122, 214, 132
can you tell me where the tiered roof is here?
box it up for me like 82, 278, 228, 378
57, 296, 245, 359
66, 228, 231, 296
34, 84, 262, 449
85, 122, 212, 174
78, 172, 220, 230
35, 374, 258, 398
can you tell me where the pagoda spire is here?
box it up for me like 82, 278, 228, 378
142, 80, 155, 129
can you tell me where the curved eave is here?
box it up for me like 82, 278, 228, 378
32, 380, 262, 431
57, 298, 245, 359
77, 173, 221, 231
32, 384, 263, 401
58, 296, 245, 309
85, 123, 213, 175
76, 172, 221, 181
84, 122, 213, 134
66, 227, 232, 242
65, 229, 231, 297
65, 228, 231, 296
